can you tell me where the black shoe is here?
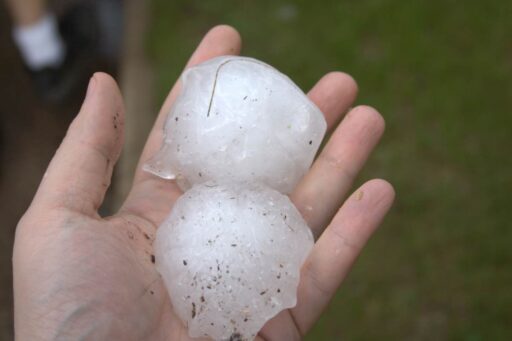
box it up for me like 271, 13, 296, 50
28, 3, 99, 103
28, 54, 86, 103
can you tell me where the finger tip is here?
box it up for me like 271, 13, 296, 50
205, 24, 242, 54
90, 72, 125, 114
209, 24, 241, 40
91, 72, 116, 88
325, 71, 359, 100
187, 25, 243, 68
365, 178, 396, 205
351, 105, 386, 136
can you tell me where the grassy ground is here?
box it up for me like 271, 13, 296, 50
148, 1, 512, 339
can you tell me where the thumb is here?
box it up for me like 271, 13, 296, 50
32, 73, 125, 216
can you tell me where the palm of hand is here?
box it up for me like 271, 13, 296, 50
15, 206, 303, 340
13, 26, 394, 340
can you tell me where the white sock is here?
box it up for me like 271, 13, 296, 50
12, 13, 66, 70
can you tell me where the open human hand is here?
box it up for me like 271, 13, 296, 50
13, 26, 394, 340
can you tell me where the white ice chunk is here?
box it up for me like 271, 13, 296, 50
154, 182, 314, 341
144, 56, 326, 194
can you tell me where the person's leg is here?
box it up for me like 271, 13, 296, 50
5, 0, 65, 71
5, 0, 46, 26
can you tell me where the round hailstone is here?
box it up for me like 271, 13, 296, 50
144, 56, 326, 194
155, 182, 314, 340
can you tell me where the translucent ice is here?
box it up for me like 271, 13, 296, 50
155, 182, 314, 340
147, 56, 325, 340
144, 56, 326, 194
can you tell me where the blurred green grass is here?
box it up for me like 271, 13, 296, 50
148, 0, 512, 339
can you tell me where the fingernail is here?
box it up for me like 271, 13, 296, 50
85, 75, 96, 100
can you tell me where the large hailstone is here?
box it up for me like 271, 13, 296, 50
155, 182, 314, 340
147, 55, 325, 340
144, 56, 326, 193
